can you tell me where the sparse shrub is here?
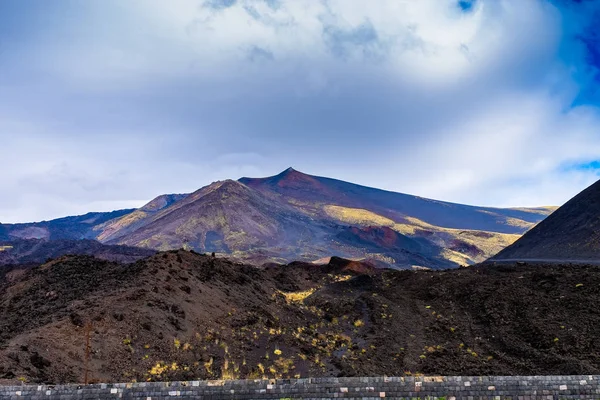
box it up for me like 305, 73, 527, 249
149, 362, 169, 376
204, 357, 213, 375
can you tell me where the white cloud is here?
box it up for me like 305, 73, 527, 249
0, 0, 599, 221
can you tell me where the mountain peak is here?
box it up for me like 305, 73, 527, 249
239, 168, 315, 187
140, 193, 188, 212
275, 167, 308, 178
197, 179, 250, 196
246, 167, 322, 190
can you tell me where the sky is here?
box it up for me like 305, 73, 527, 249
1, 0, 600, 223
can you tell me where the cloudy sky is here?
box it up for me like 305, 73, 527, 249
1, 0, 599, 223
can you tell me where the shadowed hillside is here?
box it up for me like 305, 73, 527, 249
493, 179, 600, 260
1, 251, 600, 384
0, 210, 134, 241
0, 239, 155, 266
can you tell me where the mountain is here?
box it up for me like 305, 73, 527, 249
0, 169, 556, 269
104, 179, 456, 268
2, 251, 600, 384
493, 178, 600, 261
0, 239, 156, 266
111, 180, 330, 260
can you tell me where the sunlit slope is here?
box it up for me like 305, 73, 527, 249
94, 194, 187, 242
324, 205, 521, 264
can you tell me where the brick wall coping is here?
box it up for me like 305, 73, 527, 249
1, 375, 599, 399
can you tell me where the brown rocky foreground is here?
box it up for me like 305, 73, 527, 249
1, 251, 599, 384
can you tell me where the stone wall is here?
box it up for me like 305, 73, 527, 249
1, 376, 599, 399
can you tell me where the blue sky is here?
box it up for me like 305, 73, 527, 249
1, 0, 600, 222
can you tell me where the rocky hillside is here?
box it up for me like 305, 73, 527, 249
493, 178, 600, 260
1, 251, 599, 384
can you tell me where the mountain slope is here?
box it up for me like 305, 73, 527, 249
239, 168, 553, 234
0, 239, 155, 266
93, 194, 187, 243
234, 168, 555, 266
112, 180, 454, 268
493, 179, 600, 260
2, 252, 600, 384
0, 169, 556, 269
0, 209, 135, 241
114, 180, 322, 255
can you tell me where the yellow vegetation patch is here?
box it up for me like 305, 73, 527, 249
508, 206, 558, 215
323, 205, 395, 227
440, 249, 473, 266
503, 217, 535, 229
149, 362, 169, 376
279, 288, 316, 304
330, 274, 352, 282
323, 204, 530, 266
455, 231, 521, 258
95, 210, 149, 241
0, 246, 12, 252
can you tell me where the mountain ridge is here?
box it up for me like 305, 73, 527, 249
0, 168, 557, 269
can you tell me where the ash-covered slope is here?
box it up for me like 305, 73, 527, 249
493, 179, 600, 260
2, 252, 600, 384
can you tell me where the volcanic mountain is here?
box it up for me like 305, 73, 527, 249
2, 250, 600, 384
0, 169, 556, 269
493, 178, 600, 261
